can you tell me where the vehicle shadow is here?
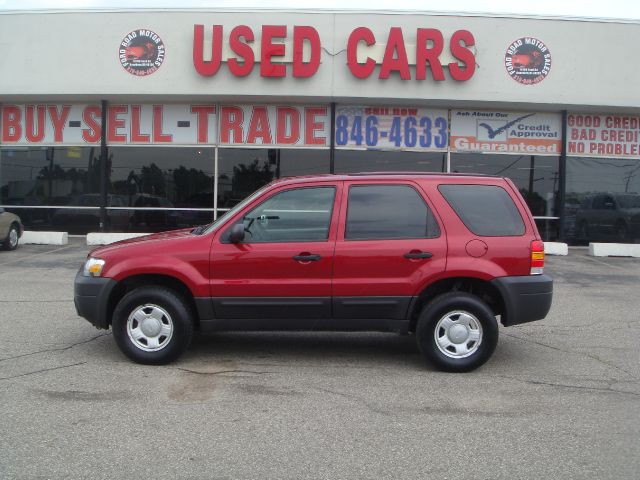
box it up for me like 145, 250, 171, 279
186, 331, 425, 369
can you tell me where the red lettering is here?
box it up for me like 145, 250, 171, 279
2, 105, 22, 142
576, 115, 600, 128
292, 26, 320, 78
276, 107, 300, 144
570, 128, 579, 141
48, 105, 70, 143
415, 28, 445, 81
25, 105, 46, 143
220, 106, 244, 143
246, 107, 272, 144
228, 25, 255, 77
304, 107, 327, 145
347, 27, 376, 79
152, 105, 172, 143
261, 25, 287, 77
108, 105, 128, 142
379, 27, 411, 80
449, 30, 476, 81
193, 24, 223, 76
130, 105, 150, 143
82, 106, 101, 143
191, 105, 217, 143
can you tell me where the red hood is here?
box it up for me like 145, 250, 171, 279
89, 228, 195, 257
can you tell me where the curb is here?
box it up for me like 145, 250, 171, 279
589, 243, 640, 258
544, 242, 568, 256
86, 232, 150, 245
20, 231, 69, 245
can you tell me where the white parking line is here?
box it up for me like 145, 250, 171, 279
581, 254, 628, 271
0, 245, 75, 266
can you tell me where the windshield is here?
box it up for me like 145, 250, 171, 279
616, 194, 640, 209
202, 183, 273, 234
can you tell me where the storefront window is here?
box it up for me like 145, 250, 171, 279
107, 147, 215, 233
450, 153, 560, 240
0, 146, 102, 231
279, 149, 330, 177
566, 157, 640, 244
217, 148, 329, 211
335, 150, 445, 173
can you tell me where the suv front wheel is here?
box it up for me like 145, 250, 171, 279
416, 292, 499, 372
112, 286, 194, 365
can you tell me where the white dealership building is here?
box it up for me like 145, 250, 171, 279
1, 8, 639, 242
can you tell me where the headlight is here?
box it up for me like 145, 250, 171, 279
83, 258, 106, 277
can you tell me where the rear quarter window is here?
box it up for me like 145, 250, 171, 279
438, 184, 525, 236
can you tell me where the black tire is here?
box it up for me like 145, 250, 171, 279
577, 221, 589, 243
2, 223, 20, 251
112, 286, 194, 365
615, 222, 629, 242
416, 292, 499, 372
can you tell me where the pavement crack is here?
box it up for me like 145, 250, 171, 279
314, 387, 393, 417
0, 333, 110, 363
0, 362, 87, 381
497, 375, 640, 397
500, 331, 639, 380
175, 367, 270, 376
0, 300, 71, 303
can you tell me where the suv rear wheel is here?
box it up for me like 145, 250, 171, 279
112, 286, 194, 364
416, 292, 498, 372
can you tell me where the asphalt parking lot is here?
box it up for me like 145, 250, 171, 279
0, 240, 639, 479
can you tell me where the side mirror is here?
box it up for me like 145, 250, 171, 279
228, 223, 245, 244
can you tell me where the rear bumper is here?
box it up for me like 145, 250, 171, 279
491, 274, 553, 327
74, 269, 117, 330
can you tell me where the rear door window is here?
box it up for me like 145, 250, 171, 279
438, 184, 525, 236
345, 184, 440, 240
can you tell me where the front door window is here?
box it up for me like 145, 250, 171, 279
240, 187, 336, 243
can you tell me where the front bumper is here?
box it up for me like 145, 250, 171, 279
491, 274, 553, 327
74, 268, 117, 330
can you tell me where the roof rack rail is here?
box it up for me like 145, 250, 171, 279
346, 171, 496, 177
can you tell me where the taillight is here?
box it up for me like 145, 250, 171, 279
530, 240, 545, 275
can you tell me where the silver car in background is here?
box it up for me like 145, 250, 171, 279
0, 208, 23, 250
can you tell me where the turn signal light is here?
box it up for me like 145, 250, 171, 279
530, 240, 545, 275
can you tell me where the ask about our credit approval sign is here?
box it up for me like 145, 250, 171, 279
450, 110, 562, 155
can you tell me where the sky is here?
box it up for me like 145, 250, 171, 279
0, 0, 639, 20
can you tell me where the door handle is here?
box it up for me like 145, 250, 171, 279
293, 254, 321, 262
403, 251, 433, 260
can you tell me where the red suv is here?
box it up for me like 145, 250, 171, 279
74, 173, 553, 372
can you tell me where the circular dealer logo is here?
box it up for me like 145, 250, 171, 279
505, 37, 551, 85
119, 29, 165, 76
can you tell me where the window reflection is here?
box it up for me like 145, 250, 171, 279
217, 148, 330, 210
107, 147, 215, 232
567, 157, 640, 244
0, 146, 101, 231
335, 150, 445, 173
